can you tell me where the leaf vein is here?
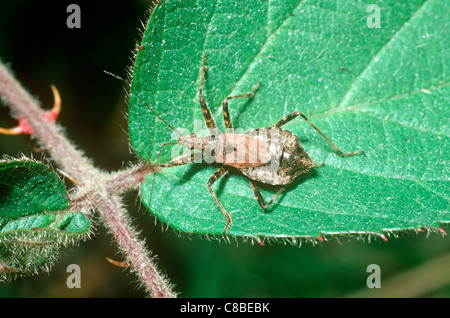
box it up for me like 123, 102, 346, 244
336, 0, 432, 109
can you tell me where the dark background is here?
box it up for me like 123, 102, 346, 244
0, 1, 449, 298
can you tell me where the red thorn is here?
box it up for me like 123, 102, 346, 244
0, 117, 32, 135
438, 228, 446, 235
317, 236, 324, 242
44, 110, 59, 123
0, 85, 61, 136
380, 234, 388, 242
417, 227, 425, 233
15, 117, 32, 134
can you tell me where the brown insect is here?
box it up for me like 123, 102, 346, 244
136, 56, 364, 232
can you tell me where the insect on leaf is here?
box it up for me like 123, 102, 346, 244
129, 0, 449, 239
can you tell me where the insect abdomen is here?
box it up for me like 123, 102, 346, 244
214, 133, 271, 168
240, 128, 314, 185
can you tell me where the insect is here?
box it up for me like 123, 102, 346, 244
136, 56, 364, 232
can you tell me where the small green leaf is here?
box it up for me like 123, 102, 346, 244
129, 0, 449, 238
0, 160, 90, 276
0, 160, 69, 218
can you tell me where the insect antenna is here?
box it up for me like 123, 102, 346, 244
130, 89, 183, 135
126, 84, 185, 207
148, 142, 177, 206
104, 71, 184, 208
103, 70, 183, 135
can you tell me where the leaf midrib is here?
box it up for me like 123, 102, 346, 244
210, 0, 305, 119
336, 0, 432, 109
206, 0, 433, 124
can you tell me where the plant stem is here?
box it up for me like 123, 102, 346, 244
105, 163, 155, 195
98, 194, 175, 298
0, 61, 176, 298
0, 64, 96, 182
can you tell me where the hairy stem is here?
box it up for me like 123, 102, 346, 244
0, 63, 96, 182
0, 61, 175, 297
98, 194, 175, 298
105, 163, 155, 195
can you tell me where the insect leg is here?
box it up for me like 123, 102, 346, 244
272, 111, 365, 157
221, 82, 261, 130
199, 55, 218, 135
249, 180, 287, 210
157, 152, 197, 167
206, 166, 233, 232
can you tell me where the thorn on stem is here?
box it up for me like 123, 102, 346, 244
105, 257, 130, 268
0, 117, 31, 135
0, 85, 61, 135
57, 168, 83, 186
47, 84, 61, 120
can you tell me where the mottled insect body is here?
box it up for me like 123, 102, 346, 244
176, 132, 270, 166
206, 132, 271, 167
240, 127, 314, 186
137, 56, 364, 232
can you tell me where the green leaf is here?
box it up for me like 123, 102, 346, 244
129, 0, 449, 238
0, 160, 90, 276
0, 159, 69, 218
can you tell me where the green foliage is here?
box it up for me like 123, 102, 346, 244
0, 160, 90, 277
0, 160, 69, 218
129, 0, 449, 238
